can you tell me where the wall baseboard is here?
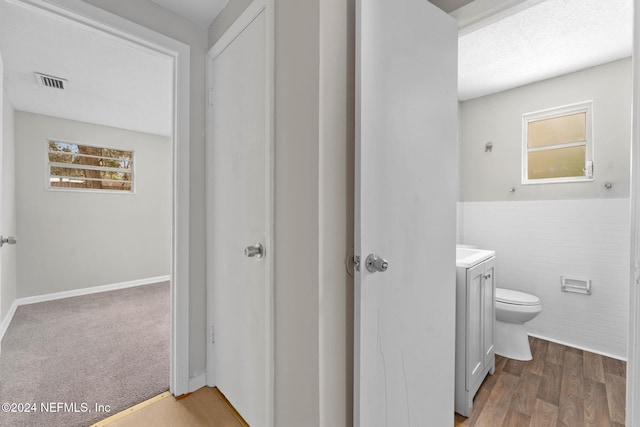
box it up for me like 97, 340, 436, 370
17, 275, 170, 306
529, 333, 627, 362
188, 372, 207, 393
0, 276, 170, 354
0, 300, 19, 354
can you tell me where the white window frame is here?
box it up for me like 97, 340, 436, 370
45, 139, 136, 194
522, 100, 594, 185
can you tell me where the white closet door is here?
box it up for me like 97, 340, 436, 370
207, 8, 271, 427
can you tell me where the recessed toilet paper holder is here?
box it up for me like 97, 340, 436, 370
561, 276, 591, 295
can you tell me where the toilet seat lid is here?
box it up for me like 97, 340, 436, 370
496, 288, 540, 306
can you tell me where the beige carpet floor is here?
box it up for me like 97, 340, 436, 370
0, 282, 170, 427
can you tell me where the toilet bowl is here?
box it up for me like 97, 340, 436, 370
495, 288, 542, 361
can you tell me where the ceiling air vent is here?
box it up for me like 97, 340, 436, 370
34, 72, 67, 90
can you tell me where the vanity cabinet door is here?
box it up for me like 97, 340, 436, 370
482, 258, 496, 368
456, 256, 497, 416
466, 262, 485, 391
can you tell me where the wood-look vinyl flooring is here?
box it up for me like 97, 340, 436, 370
455, 337, 626, 427
95, 387, 248, 427
96, 337, 625, 427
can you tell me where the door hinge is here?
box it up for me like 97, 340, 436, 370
208, 88, 214, 107
354, 255, 361, 272
210, 325, 215, 344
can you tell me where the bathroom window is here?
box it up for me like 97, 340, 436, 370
522, 101, 593, 184
47, 140, 134, 193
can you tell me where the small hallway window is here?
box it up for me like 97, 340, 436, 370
522, 101, 593, 184
47, 140, 134, 192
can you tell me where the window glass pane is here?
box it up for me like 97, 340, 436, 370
528, 112, 586, 148
50, 166, 86, 178
50, 175, 132, 190
48, 140, 133, 192
528, 145, 586, 180
50, 167, 132, 182
50, 180, 133, 191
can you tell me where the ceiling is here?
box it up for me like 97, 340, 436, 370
0, 0, 633, 133
0, 1, 173, 137
429, 0, 475, 13
150, 0, 229, 29
457, 0, 633, 100
156, 0, 475, 28
143, 0, 634, 102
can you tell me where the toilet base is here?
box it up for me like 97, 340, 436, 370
495, 320, 532, 361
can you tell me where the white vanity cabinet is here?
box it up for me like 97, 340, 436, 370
455, 256, 496, 417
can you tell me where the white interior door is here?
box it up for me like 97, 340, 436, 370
0, 51, 4, 316
206, 6, 272, 427
354, 1, 458, 425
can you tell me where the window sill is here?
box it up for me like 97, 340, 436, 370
521, 177, 595, 185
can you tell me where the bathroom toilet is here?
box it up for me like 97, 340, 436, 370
495, 288, 542, 361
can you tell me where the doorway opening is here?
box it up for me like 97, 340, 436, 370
0, 0, 192, 419
455, 0, 633, 424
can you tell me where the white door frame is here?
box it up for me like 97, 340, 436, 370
11, 0, 192, 396
205, 0, 275, 423
628, 2, 640, 424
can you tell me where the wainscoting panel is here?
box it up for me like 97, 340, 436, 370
459, 198, 630, 359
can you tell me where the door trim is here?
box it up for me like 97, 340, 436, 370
205, 0, 275, 425
628, 2, 639, 425
10, 0, 192, 396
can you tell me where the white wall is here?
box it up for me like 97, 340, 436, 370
80, 0, 209, 380
15, 112, 171, 297
273, 1, 321, 424
460, 58, 632, 201
274, 1, 356, 424
0, 52, 17, 326
458, 59, 633, 358
461, 199, 630, 359
318, 0, 354, 425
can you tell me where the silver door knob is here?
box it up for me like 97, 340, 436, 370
244, 243, 264, 259
0, 235, 16, 247
366, 253, 388, 273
